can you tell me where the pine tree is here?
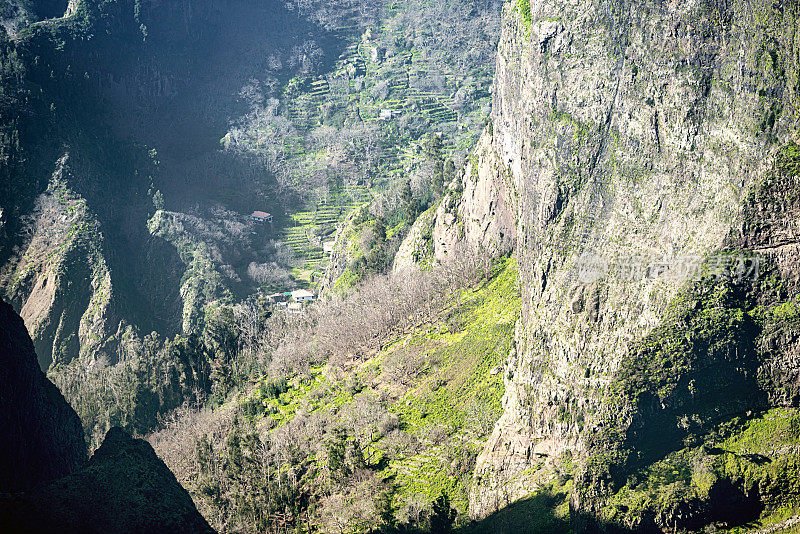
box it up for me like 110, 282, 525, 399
374, 218, 387, 243
375, 487, 397, 532
430, 491, 456, 534
432, 159, 445, 195
348, 440, 366, 470
401, 179, 417, 222
424, 133, 443, 159
444, 159, 456, 186
325, 428, 349, 483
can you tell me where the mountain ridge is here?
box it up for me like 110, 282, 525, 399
0, 295, 216, 532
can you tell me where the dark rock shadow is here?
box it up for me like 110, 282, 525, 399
457, 490, 573, 534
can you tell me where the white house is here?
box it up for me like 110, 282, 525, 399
379, 109, 401, 120
323, 240, 336, 254
291, 289, 315, 302
251, 211, 273, 223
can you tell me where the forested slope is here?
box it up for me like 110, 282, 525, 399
0, 0, 502, 445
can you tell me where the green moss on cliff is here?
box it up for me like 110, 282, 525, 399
580, 144, 800, 531
602, 408, 800, 530
515, 0, 532, 37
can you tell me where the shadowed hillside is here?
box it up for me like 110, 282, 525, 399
0, 297, 215, 532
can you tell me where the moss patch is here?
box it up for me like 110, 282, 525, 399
603, 409, 800, 531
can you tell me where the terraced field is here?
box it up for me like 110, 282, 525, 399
280, 185, 372, 281
230, 1, 498, 288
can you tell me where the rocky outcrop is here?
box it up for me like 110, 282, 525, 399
0, 298, 215, 532
2, 156, 115, 369
447, 0, 800, 521
0, 297, 86, 492
393, 203, 438, 271
0, 427, 216, 534
730, 146, 800, 289
431, 131, 517, 263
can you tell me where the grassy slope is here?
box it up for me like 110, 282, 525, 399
384, 256, 519, 513
246, 257, 520, 522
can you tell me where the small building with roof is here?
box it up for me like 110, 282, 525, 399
379, 109, 401, 120
251, 211, 273, 223
291, 289, 315, 302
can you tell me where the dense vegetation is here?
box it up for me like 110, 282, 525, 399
223, 0, 500, 283
5, 2, 799, 534
150, 255, 519, 532
0, 0, 502, 448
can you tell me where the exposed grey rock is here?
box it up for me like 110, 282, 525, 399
432, 131, 517, 262
440, 0, 800, 519
394, 203, 438, 271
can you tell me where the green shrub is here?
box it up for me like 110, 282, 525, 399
258, 378, 289, 401
516, 0, 532, 35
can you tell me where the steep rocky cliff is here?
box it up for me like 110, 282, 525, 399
0, 298, 215, 532
0, 297, 86, 492
2, 156, 114, 369
432, 0, 800, 528
573, 147, 800, 531
0, 0, 330, 371
1, 427, 216, 534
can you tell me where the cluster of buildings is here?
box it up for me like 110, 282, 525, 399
251, 209, 315, 315
266, 289, 315, 314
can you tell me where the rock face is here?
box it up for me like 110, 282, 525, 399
431, 131, 517, 263
3, 156, 115, 369
1, 428, 216, 534
570, 149, 800, 530
435, 0, 800, 521
0, 298, 86, 492
0, 298, 215, 533
393, 204, 439, 271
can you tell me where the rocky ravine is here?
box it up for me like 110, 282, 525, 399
1, 0, 322, 374
431, 0, 800, 524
